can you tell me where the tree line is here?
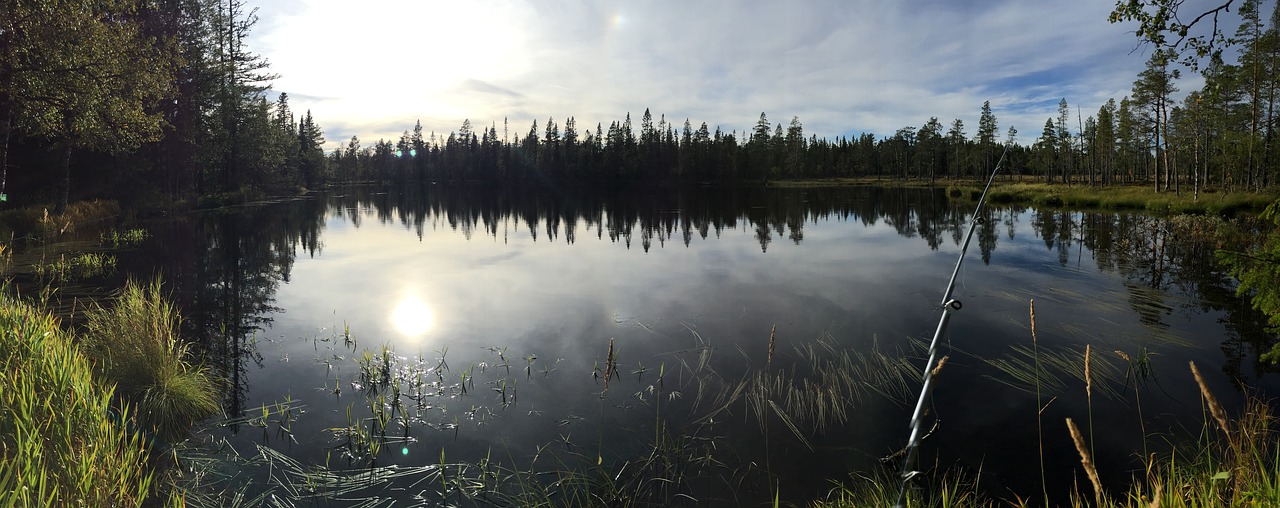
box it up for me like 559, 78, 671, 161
1048, 0, 1280, 197
4, 0, 1277, 215
336, 2, 1278, 194
332, 105, 1026, 187
1, 0, 328, 212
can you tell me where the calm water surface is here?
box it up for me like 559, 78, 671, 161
118, 185, 1277, 505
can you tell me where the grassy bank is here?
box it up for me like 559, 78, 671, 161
945, 182, 1275, 215
0, 280, 220, 506
768, 177, 1275, 215
0, 290, 157, 505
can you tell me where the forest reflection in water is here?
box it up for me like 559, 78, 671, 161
130, 184, 1278, 504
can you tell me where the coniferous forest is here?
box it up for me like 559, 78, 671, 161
2, 0, 1279, 214
8, 1, 1280, 506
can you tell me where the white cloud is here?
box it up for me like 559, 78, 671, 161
247, 0, 1239, 150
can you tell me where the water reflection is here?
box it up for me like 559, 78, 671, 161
126, 185, 1278, 504
390, 293, 435, 338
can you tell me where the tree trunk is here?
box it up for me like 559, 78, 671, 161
0, 99, 10, 201
55, 139, 71, 215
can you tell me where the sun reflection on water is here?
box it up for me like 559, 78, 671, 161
390, 294, 435, 338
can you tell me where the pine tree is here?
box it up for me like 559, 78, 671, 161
1133, 50, 1180, 192
412, 120, 427, 180
1037, 118, 1058, 183
946, 119, 967, 180
1057, 98, 1074, 184
785, 116, 805, 178
977, 101, 998, 177
1097, 100, 1117, 186
917, 117, 943, 182
297, 110, 326, 187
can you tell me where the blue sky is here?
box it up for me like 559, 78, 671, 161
248, 0, 1241, 150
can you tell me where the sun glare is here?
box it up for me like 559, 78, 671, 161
264, 0, 532, 122
390, 295, 435, 338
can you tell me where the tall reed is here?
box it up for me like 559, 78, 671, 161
1030, 299, 1047, 503
1066, 417, 1103, 506
0, 290, 158, 506
1115, 349, 1151, 458
1084, 344, 1095, 458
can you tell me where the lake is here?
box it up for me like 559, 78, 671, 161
108, 184, 1277, 505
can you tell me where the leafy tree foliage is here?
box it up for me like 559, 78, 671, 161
1109, 0, 1238, 68
0, 0, 331, 212
1220, 203, 1280, 360
1, 0, 177, 212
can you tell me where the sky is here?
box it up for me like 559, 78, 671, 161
246, 0, 1245, 151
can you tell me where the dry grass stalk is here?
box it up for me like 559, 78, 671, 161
1115, 350, 1131, 362
931, 355, 949, 378
1029, 299, 1038, 344
1189, 361, 1230, 437
604, 338, 616, 391
1084, 344, 1092, 398
1066, 417, 1103, 506
767, 325, 776, 367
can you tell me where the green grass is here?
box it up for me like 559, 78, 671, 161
100, 227, 149, 248
817, 468, 997, 507
80, 278, 221, 443
32, 251, 117, 283
0, 289, 156, 506
811, 389, 1280, 508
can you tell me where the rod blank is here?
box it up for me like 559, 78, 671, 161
893, 144, 1009, 508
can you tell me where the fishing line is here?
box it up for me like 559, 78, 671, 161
893, 142, 1010, 508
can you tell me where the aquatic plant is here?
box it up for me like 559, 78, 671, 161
32, 251, 117, 283
81, 278, 221, 442
100, 227, 149, 248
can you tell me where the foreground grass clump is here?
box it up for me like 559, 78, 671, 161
1111, 362, 1280, 507
0, 291, 155, 506
813, 394, 1280, 507
816, 468, 997, 507
82, 278, 221, 442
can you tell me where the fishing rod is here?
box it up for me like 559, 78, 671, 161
893, 142, 1010, 508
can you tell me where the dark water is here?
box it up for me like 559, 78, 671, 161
114, 185, 1276, 505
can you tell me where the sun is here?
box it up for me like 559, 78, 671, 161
390, 295, 435, 337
